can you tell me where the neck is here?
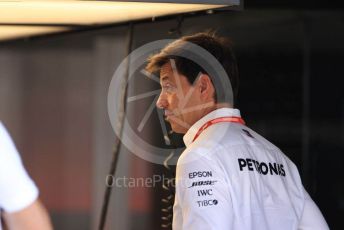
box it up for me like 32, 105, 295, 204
216, 102, 233, 110
199, 102, 232, 121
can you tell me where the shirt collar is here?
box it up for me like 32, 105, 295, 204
183, 107, 241, 147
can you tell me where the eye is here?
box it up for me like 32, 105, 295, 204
162, 83, 176, 93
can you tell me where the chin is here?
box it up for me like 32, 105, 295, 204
170, 123, 188, 134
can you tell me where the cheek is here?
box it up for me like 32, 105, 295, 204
167, 93, 180, 107
182, 89, 201, 108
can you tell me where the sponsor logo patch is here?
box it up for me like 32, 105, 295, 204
197, 189, 213, 196
196, 199, 219, 207
188, 180, 217, 188
238, 158, 286, 176
189, 171, 213, 179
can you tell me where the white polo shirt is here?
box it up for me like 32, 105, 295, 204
172, 108, 329, 230
0, 122, 38, 229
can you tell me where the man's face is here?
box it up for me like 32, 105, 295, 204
156, 61, 211, 134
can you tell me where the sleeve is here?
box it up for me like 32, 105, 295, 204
0, 123, 39, 213
298, 188, 329, 230
174, 150, 233, 230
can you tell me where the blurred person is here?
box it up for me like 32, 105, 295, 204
147, 32, 329, 230
0, 122, 52, 230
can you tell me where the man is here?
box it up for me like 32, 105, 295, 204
146, 32, 329, 229
0, 122, 52, 230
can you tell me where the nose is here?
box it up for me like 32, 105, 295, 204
156, 92, 168, 109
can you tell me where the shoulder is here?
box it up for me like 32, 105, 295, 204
0, 122, 13, 146
199, 123, 283, 156
0, 122, 20, 157
0, 122, 39, 212
185, 123, 280, 159
0, 121, 9, 141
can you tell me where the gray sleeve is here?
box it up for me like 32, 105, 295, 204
298, 188, 329, 230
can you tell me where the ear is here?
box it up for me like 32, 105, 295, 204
198, 74, 214, 100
